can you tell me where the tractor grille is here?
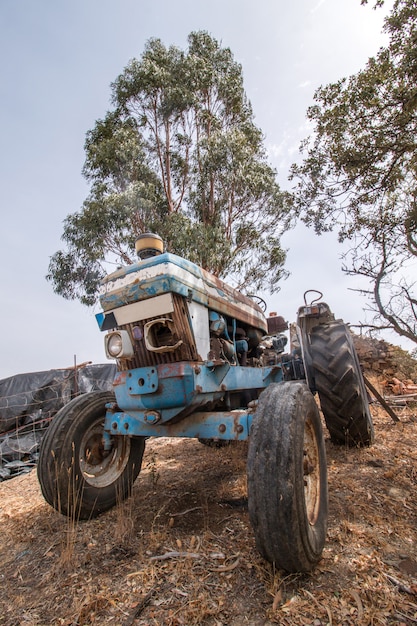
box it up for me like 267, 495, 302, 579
116, 293, 198, 371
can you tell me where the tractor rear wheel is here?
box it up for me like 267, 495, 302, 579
37, 391, 145, 519
309, 320, 374, 446
247, 382, 328, 572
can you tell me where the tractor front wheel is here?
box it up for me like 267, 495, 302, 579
247, 382, 328, 572
37, 391, 145, 519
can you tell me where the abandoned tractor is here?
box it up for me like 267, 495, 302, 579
38, 233, 374, 573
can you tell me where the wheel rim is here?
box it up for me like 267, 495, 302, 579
303, 418, 321, 525
79, 418, 131, 488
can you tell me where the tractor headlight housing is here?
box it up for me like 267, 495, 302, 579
105, 330, 134, 360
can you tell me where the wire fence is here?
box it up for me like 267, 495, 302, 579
0, 364, 116, 481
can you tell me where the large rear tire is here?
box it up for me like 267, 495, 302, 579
309, 321, 374, 446
37, 391, 145, 519
247, 382, 328, 572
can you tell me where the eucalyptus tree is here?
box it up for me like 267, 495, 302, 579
291, 0, 417, 345
48, 31, 291, 305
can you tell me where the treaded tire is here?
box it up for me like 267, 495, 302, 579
37, 391, 145, 519
247, 382, 328, 572
309, 320, 374, 447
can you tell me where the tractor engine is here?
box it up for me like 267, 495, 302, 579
97, 235, 272, 371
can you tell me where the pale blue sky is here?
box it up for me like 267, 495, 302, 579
0, 0, 397, 378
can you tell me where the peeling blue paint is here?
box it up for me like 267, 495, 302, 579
104, 408, 253, 440
107, 361, 283, 432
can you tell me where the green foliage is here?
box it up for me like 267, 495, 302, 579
291, 0, 417, 344
48, 31, 291, 304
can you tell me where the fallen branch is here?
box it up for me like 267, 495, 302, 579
123, 587, 157, 626
209, 556, 240, 572
149, 551, 201, 561
303, 588, 333, 625
350, 589, 364, 621
385, 573, 417, 596
394, 611, 417, 624
169, 506, 202, 517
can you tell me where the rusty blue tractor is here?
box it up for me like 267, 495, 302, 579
38, 234, 374, 572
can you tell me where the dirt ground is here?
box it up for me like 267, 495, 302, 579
0, 385, 416, 626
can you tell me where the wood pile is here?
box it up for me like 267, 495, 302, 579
382, 378, 417, 405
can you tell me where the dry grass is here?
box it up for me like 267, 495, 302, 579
0, 392, 417, 625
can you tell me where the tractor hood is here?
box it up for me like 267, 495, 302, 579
97, 252, 267, 334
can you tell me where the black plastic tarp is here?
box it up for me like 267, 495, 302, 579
0, 363, 116, 480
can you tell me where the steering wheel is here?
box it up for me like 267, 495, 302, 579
303, 290, 323, 306
248, 295, 267, 312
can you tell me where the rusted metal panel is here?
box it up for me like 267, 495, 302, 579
116, 293, 198, 371
200, 267, 267, 333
